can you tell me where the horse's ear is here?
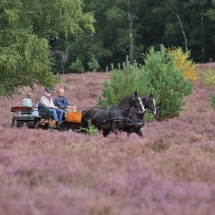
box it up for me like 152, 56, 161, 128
135, 91, 137, 96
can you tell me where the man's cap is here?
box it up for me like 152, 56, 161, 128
45, 87, 51, 93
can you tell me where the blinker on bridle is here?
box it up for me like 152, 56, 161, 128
132, 96, 145, 113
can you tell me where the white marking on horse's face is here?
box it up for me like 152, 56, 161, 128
139, 97, 145, 113
153, 98, 156, 114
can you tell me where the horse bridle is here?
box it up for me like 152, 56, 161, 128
123, 107, 144, 126
144, 96, 154, 114
132, 96, 144, 112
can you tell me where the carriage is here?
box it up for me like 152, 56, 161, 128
10, 92, 156, 137
10, 103, 82, 131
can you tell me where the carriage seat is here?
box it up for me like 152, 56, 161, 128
37, 103, 53, 118
11, 106, 41, 128
11, 106, 40, 118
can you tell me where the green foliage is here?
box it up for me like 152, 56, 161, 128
144, 112, 154, 122
80, 120, 98, 136
31, 0, 215, 72
87, 57, 100, 72
69, 58, 85, 73
0, 34, 59, 96
209, 92, 215, 109
98, 56, 153, 107
202, 68, 215, 87
0, 0, 95, 97
143, 45, 193, 121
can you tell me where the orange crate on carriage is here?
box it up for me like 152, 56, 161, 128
66, 112, 82, 123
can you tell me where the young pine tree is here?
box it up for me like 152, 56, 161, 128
209, 93, 215, 109
144, 45, 193, 121
98, 56, 153, 107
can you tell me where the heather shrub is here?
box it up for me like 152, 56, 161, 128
69, 58, 84, 73
209, 92, 215, 109
1, 69, 215, 215
98, 56, 153, 107
87, 57, 100, 72
167, 47, 198, 81
143, 45, 193, 121
202, 68, 215, 86
146, 137, 171, 152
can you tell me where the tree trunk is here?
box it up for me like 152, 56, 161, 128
201, 9, 205, 62
175, 11, 188, 52
128, 0, 134, 65
166, 5, 188, 52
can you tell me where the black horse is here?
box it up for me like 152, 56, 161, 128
123, 93, 156, 137
80, 91, 145, 136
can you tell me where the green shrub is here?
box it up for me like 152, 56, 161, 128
144, 112, 154, 122
98, 56, 153, 107
87, 57, 100, 72
202, 68, 215, 87
80, 120, 98, 136
98, 45, 192, 121
209, 92, 215, 109
69, 58, 84, 73
143, 45, 192, 121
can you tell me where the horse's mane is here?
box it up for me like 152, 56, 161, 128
82, 93, 137, 114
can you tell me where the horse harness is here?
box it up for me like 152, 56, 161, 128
89, 106, 144, 129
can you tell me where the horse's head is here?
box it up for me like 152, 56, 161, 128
116, 91, 145, 113
130, 91, 145, 113
142, 93, 156, 115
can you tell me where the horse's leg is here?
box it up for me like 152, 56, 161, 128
111, 122, 120, 135
80, 117, 88, 128
103, 130, 110, 137
136, 129, 144, 138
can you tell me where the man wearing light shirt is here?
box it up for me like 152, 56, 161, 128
40, 87, 63, 125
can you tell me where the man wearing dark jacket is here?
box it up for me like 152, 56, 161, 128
54, 88, 77, 111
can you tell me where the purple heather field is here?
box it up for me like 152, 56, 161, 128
1, 64, 215, 215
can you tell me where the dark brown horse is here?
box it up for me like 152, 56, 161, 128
80, 91, 145, 136
123, 93, 156, 137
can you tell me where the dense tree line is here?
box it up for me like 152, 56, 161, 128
2, 0, 215, 96
50, 0, 215, 73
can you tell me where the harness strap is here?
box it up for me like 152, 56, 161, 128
94, 116, 125, 126
107, 106, 111, 129
89, 109, 96, 125
93, 106, 144, 127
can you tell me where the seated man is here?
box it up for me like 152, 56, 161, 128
54, 88, 77, 116
40, 87, 63, 125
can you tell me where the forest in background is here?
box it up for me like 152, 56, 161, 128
50, 0, 215, 73
2, 0, 215, 97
